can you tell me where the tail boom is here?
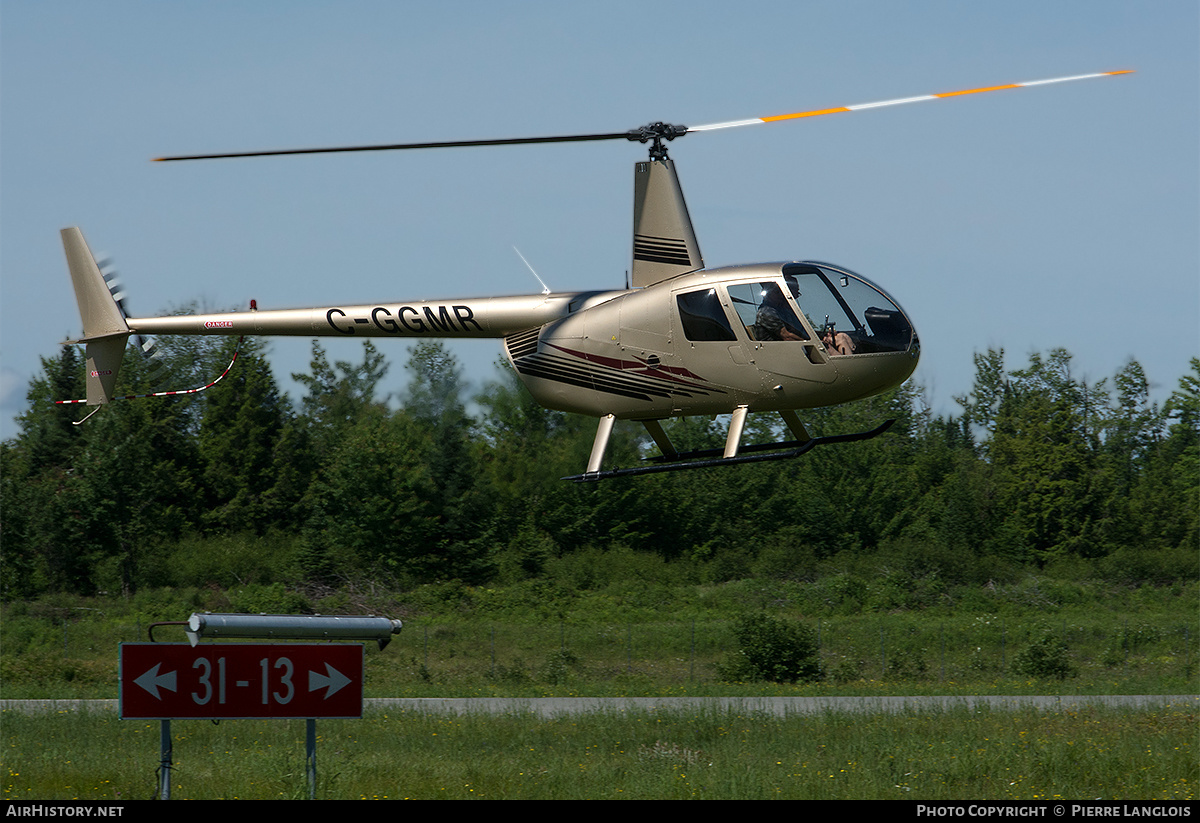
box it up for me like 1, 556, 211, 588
125, 291, 621, 339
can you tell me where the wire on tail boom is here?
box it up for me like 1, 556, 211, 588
55, 336, 245, 424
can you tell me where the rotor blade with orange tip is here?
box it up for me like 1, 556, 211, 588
686, 70, 1134, 133
153, 70, 1133, 162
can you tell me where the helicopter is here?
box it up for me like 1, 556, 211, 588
58, 70, 1131, 481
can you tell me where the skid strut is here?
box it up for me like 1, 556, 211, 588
566, 418, 895, 482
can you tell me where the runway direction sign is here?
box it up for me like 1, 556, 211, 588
120, 643, 363, 719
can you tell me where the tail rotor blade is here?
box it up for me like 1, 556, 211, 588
98, 255, 173, 390
98, 256, 131, 317
137, 336, 172, 389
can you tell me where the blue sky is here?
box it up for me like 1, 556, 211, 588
2, 1, 1197, 440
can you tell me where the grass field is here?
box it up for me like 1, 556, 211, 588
3, 702, 1196, 800
2, 577, 1196, 799
3, 584, 1197, 699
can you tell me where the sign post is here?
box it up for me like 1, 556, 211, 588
121, 642, 366, 798
123, 613, 399, 799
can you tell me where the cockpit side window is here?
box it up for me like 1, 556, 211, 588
676, 288, 736, 342
728, 281, 809, 342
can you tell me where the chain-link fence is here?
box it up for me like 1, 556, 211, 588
396, 617, 1197, 686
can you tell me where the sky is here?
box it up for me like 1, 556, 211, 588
2, 1, 1197, 441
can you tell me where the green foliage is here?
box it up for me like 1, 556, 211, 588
540, 649, 579, 685
160, 532, 298, 589
719, 612, 823, 683
5, 704, 1194, 800
3, 577, 1196, 699
402, 342, 487, 576
828, 654, 864, 683
4, 332, 1195, 603
1012, 625, 1077, 680
987, 353, 1098, 564
198, 339, 295, 534
301, 409, 438, 576
292, 340, 390, 459
14, 346, 86, 473
885, 645, 929, 680
0, 649, 110, 690
474, 578, 574, 620
493, 515, 556, 583
226, 582, 312, 615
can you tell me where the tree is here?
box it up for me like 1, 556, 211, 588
293, 340, 389, 459
719, 612, 823, 683
403, 341, 472, 491
1012, 625, 1077, 680
1162, 357, 1200, 464
473, 359, 655, 561
985, 350, 1111, 562
400, 342, 491, 581
300, 409, 440, 582
13, 346, 86, 473
198, 338, 293, 533
3, 338, 208, 595
1122, 359, 1199, 555
3, 346, 88, 595
954, 347, 1007, 438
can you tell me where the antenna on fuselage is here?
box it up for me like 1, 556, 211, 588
513, 246, 551, 295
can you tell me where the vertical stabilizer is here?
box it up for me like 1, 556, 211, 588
61, 227, 130, 404
630, 159, 703, 288
82, 336, 129, 406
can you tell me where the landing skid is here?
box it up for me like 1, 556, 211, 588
564, 419, 895, 483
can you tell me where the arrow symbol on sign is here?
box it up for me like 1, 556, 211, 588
308, 664, 351, 698
134, 663, 177, 699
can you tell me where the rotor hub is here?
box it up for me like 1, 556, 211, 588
625, 122, 688, 160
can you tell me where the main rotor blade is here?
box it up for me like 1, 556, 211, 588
687, 70, 1134, 133
154, 131, 632, 162
154, 69, 1131, 162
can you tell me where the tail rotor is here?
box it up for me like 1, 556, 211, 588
97, 255, 172, 391
57, 228, 243, 422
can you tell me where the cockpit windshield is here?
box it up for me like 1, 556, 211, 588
782, 262, 914, 354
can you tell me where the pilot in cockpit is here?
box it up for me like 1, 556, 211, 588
822, 322, 856, 356
754, 283, 805, 342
